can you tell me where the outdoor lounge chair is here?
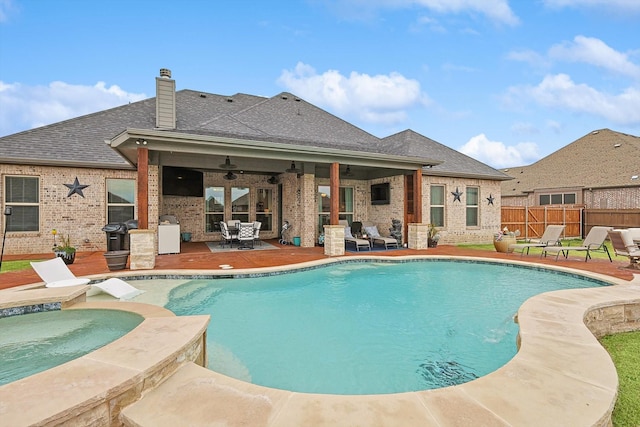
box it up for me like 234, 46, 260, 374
30, 257, 143, 299
363, 224, 399, 250
607, 229, 640, 269
508, 224, 565, 256
344, 226, 371, 252
542, 226, 612, 262
219, 221, 237, 247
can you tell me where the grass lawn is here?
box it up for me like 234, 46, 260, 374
0, 259, 40, 273
458, 239, 625, 262
600, 331, 640, 426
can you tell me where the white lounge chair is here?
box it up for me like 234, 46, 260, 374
30, 257, 143, 300
508, 224, 565, 256
608, 229, 640, 270
542, 226, 612, 262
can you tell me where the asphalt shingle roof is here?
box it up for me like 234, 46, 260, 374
501, 129, 640, 196
0, 87, 506, 181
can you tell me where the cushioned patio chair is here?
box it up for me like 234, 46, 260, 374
542, 226, 612, 262
508, 224, 565, 256
219, 221, 236, 247
344, 226, 371, 252
608, 229, 640, 269
236, 222, 255, 250
30, 257, 143, 300
363, 224, 399, 250
253, 221, 262, 246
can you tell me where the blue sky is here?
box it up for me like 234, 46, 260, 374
1, 0, 639, 168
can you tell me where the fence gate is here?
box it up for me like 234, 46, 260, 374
501, 206, 583, 240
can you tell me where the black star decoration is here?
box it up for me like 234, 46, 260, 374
451, 187, 463, 202
487, 194, 495, 205
64, 177, 89, 198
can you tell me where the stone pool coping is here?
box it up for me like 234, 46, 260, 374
1, 256, 639, 426
0, 295, 209, 426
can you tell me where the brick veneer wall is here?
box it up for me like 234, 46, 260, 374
503, 187, 640, 209
1, 164, 137, 255
422, 176, 503, 245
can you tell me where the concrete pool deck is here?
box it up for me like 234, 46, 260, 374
1, 244, 639, 426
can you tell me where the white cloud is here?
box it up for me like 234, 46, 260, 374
549, 36, 640, 79
506, 73, 640, 125
323, 0, 519, 26
0, 0, 17, 23
0, 80, 146, 136
278, 62, 430, 125
543, 0, 640, 12
412, 0, 519, 25
458, 133, 540, 168
506, 49, 550, 69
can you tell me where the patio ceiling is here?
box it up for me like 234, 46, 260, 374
107, 129, 442, 180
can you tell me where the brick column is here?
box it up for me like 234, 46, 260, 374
129, 229, 155, 270
323, 224, 345, 256
408, 223, 429, 250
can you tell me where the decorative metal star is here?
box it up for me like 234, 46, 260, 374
451, 187, 463, 202
487, 194, 495, 205
64, 177, 89, 198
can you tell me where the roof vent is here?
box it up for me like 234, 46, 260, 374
281, 95, 288, 100
159, 68, 172, 79
227, 98, 234, 102
614, 143, 621, 148
592, 130, 599, 134
199, 93, 207, 98
632, 175, 639, 180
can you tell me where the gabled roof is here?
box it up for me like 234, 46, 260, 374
0, 87, 504, 181
382, 130, 512, 180
501, 129, 640, 196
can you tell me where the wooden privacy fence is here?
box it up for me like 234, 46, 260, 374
501, 206, 583, 240
584, 209, 640, 230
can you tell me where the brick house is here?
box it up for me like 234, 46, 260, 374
501, 129, 640, 209
0, 69, 511, 256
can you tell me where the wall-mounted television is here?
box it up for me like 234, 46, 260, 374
371, 182, 390, 205
162, 166, 203, 197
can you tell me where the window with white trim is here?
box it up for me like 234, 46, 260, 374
466, 186, 479, 227
429, 185, 445, 227
106, 179, 135, 223
4, 176, 39, 232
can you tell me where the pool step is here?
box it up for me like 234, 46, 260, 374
120, 362, 288, 426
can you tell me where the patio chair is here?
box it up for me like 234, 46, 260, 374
253, 221, 262, 246
508, 224, 565, 256
607, 229, 640, 269
237, 222, 255, 250
363, 224, 399, 250
344, 226, 371, 252
30, 257, 143, 300
542, 226, 612, 262
219, 221, 237, 247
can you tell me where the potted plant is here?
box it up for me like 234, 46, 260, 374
428, 224, 441, 248
52, 229, 76, 265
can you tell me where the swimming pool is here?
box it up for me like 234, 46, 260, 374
0, 309, 144, 385
165, 259, 608, 395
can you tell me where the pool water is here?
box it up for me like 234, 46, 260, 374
0, 309, 143, 385
166, 260, 606, 395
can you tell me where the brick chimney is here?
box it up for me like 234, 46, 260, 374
156, 68, 176, 129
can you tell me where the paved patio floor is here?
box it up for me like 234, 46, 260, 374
2, 240, 636, 289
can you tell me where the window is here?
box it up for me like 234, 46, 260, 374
255, 188, 273, 231
466, 186, 479, 227
231, 187, 250, 223
107, 179, 135, 223
4, 176, 39, 232
205, 186, 224, 232
539, 192, 577, 205
429, 185, 445, 227
317, 185, 354, 230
